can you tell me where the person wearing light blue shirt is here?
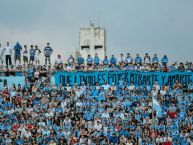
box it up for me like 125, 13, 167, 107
161, 55, 168, 65
15, 138, 23, 145
119, 127, 129, 137
103, 56, 109, 65
109, 133, 118, 144
94, 53, 101, 65
152, 54, 159, 64
87, 54, 93, 66
135, 54, 142, 65
42, 128, 51, 136
84, 111, 93, 121
110, 55, 117, 65
77, 54, 84, 65
125, 53, 133, 65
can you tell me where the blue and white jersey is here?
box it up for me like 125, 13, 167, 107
125, 56, 133, 63
135, 57, 142, 64
29, 48, 35, 57
87, 57, 93, 64
161, 57, 168, 64
152, 57, 159, 63
110, 57, 117, 65
103, 58, 109, 65
77, 57, 84, 64
94, 57, 100, 64
44, 46, 53, 57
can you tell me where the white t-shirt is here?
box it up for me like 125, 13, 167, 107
101, 112, 110, 118
35, 49, 41, 56
25, 131, 32, 138
10, 91, 17, 97
8, 108, 15, 114
160, 89, 167, 96
55, 58, 63, 64
34, 71, 40, 78
154, 84, 160, 91
128, 85, 135, 91
96, 86, 100, 90
76, 101, 82, 107
23, 49, 28, 57
94, 123, 102, 131
45, 112, 54, 117
68, 57, 74, 63
126, 143, 133, 145
61, 101, 67, 108
102, 84, 110, 90
65, 86, 71, 92
152, 90, 158, 97
4, 46, 12, 55
118, 57, 125, 63
125, 57, 133, 63
144, 57, 151, 64
111, 85, 117, 91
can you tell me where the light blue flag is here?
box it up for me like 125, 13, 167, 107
153, 97, 162, 117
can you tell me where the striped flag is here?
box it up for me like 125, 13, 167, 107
153, 97, 162, 117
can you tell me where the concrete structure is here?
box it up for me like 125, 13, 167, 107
79, 24, 106, 60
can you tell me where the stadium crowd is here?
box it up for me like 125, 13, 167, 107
0, 42, 193, 145
0, 42, 193, 73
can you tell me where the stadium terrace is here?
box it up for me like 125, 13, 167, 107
0, 42, 193, 144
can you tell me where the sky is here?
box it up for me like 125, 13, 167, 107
0, 0, 193, 63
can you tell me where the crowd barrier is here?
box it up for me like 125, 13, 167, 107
0, 76, 25, 89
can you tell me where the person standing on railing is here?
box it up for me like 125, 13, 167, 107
44, 42, 53, 66
23, 45, 28, 65
29, 45, 35, 65
0, 43, 5, 65
34, 45, 41, 65
14, 42, 22, 65
4, 42, 12, 67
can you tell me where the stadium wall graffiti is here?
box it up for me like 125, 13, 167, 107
53, 71, 193, 86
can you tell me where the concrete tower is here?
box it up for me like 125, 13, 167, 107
79, 23, 106, 61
